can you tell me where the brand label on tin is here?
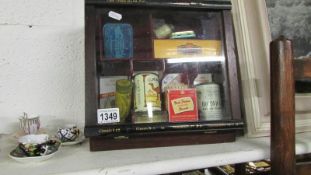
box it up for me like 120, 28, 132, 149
196, 83, 222, 120
171, 97, 194, 114
134, 73, 161, 112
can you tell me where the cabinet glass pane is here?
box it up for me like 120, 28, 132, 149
97, 8, 231, 125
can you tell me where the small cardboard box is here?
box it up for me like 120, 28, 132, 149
167, 89, 198, 122
153, 39, 221, 59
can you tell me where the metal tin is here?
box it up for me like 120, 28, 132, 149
103, 23, 133, 58
115, 79, 132, 122
134, 72, 161, 112
167, 89, 198, 122
196, 83, 222, 120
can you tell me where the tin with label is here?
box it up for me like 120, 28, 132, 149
196, 83, 223, 120
103, 23, 133, 58
167, 89, 198, 122
134, 72, 161, 112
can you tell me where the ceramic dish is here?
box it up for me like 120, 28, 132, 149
9, 140, 61, 163
61, 135, 85, 146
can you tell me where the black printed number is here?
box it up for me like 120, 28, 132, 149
100, 112, 118, 121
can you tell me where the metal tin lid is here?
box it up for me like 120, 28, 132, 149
195, 82, 219, 89
193, 73, 213, 86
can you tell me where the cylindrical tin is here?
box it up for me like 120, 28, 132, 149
115, 79, 132, 122
134, 72, 161, 112
196, 83, 222, 120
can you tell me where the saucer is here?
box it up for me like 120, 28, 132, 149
9, 149, 58, 163
9, 140, 61, 163
60, 136, 85, 146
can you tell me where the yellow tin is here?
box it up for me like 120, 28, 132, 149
153, 39, 221, 59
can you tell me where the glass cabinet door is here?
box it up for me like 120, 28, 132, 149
97, 8, 232, 125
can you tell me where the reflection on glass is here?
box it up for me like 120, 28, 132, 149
167, 56, 225, 63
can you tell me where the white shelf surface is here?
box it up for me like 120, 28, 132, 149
1, 132, 311, 175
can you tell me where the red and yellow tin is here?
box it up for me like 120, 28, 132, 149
167, 89, 198, 122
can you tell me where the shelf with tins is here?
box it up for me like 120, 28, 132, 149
85, 0, 244, 151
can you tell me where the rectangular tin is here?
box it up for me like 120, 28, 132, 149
103, 23, 133, 58
167, 89, 198, 122
154, 39, 221, 59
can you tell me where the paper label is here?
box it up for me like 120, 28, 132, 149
171, 97, 194, 114
196, 84, 222, 120
97, 108, 120, 124
108, 11, 122, 20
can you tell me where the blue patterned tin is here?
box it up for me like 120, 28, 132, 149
103, 23, 133, 58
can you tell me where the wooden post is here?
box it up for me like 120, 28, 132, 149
270, 36, 296, 175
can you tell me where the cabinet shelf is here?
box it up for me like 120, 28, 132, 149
85, 119, 244, 137
98, 59, 223, 79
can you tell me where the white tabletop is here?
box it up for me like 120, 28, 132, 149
1, 132, 311, 175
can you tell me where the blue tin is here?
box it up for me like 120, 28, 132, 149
103, 23, 133, 58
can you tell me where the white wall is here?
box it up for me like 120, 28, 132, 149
0, 0, 85, 133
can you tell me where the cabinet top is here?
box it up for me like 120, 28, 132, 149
85, 0, 232, 10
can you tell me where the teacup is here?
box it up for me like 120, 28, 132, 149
18, 134, 49, 156
19, 113, 40, 134
56, 124, 80, 142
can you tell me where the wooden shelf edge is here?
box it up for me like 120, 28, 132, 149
89, 131, 236, 151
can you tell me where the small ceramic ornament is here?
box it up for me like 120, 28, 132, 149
56, 124, 80, 142
19, 112, 40, 134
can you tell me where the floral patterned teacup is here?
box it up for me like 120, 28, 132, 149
56, 124, 80, 142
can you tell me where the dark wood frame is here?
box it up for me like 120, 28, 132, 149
270, 37, 311, 175
270, 37, 296, 175
85, 0, 244, 151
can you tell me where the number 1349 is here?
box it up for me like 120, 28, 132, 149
97, 108, 120, 124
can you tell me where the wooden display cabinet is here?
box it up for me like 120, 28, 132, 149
85, 0, 244, 151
